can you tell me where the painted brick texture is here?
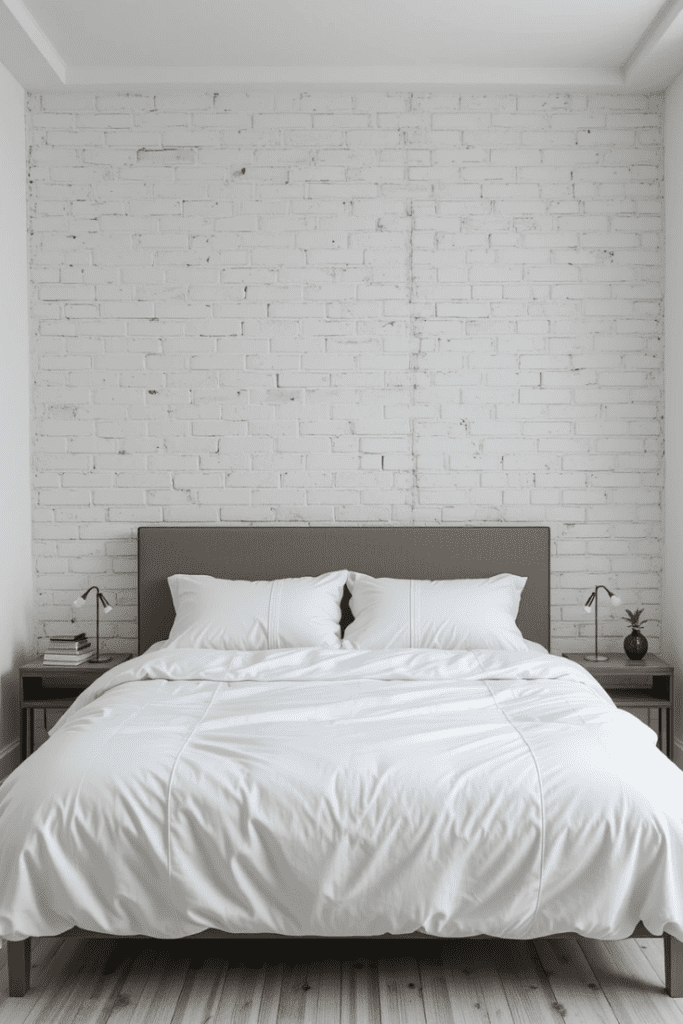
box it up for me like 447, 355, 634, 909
27, 90, 663, 655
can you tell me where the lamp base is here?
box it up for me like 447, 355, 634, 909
88, 655, 112, 663
583, 654, 609, 662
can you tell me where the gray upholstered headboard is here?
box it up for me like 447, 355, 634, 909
137, 526, 550, 654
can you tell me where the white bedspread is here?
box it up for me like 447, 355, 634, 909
2, 647, 683, 943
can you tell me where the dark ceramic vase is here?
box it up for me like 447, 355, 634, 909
624, 630, 648, 660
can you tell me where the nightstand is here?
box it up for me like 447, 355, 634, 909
19, 655, 132, 761
563, 653, 674, 759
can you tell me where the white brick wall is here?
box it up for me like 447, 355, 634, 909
27, 90, 664, 655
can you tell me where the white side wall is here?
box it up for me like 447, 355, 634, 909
0, 61, 32, 780
664, 72, 683, 759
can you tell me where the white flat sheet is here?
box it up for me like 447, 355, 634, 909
1, 647, 683, 943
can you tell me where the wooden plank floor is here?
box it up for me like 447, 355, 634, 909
2, 935, 683, 1024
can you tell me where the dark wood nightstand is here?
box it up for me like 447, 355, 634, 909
19, 655, 132, 761
563, 653, 674, 759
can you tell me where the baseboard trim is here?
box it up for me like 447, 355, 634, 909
0, 739, 19, 784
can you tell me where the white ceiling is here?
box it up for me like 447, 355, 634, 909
2, 0, 683, 91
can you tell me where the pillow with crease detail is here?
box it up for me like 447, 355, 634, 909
342, 572, 528, 651
165, 571, 347, 650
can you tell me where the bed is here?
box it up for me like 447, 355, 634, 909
2, 525, 683, 997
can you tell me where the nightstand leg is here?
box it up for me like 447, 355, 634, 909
7, 939, 31, 996
20, 707, 30, 761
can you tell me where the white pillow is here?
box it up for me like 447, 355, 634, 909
166, 571, 347, 650
342, 573, 528, 651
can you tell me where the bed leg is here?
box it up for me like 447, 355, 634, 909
665, 934, 683, 997
7, 938, 31, 996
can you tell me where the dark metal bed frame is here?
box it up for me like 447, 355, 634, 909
8, 526, 683, 997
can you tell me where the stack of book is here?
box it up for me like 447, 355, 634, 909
43, 633, 93, 665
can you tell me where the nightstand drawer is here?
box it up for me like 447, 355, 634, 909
41, 672, 104, 689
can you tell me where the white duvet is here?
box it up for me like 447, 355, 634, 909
2, 646, 683, 943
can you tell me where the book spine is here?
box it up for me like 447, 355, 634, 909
45, 647, 90, 651
46, 652, 91, 658
47, 645, 91, 652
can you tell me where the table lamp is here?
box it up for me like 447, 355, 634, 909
583, 584, 622, 662
72, 586, 113, 663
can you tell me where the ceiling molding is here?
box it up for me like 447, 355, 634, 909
63, 64, 626, 91
624, 0, 683, 75
2, 0, 683, 93
1, 0, 65, 81
621, 0, 683, 89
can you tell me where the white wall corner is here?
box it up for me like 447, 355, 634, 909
664, 70, 683, 754
0, 59, 33, 757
